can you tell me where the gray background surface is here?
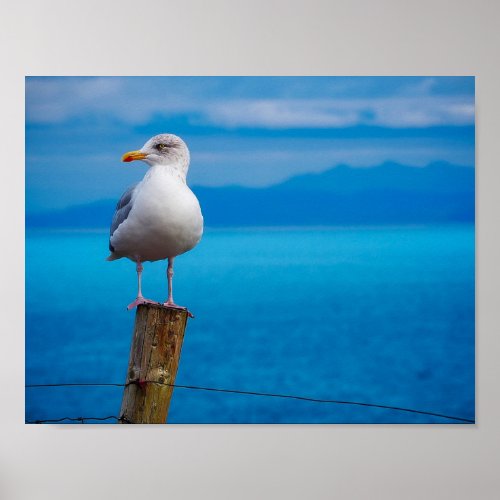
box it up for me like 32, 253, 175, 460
1, 0, 498, 498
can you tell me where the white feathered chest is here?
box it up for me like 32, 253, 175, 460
110, 166, 203, 262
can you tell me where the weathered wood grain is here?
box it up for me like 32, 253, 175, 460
119, 304, 188, 424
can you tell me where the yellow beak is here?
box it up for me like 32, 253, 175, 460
122, 150, 147, 162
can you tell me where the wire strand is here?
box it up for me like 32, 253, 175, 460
25, 381, 474, 423
26, 416, 119, 424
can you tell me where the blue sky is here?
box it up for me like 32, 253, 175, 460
26, 76, 474, 212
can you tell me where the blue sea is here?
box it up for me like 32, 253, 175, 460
25, 225, 475, 424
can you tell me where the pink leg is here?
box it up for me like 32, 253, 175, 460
162, 258, 194, 317
127, 261, 157, 310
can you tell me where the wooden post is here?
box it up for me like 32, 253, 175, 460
119, 303, 188, 424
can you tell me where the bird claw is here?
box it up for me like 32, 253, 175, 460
127, 297, 158, 310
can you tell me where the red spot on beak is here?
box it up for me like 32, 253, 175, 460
121, 151, 147, 162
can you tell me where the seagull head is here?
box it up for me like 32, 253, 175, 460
122, 134, 190, 170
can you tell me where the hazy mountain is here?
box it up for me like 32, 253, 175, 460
26, 162, 474, 228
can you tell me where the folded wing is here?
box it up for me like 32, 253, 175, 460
109, 184, 137, 252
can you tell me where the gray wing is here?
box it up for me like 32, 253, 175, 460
109, 184, 137, 252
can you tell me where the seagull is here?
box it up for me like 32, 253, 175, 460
107, 134, 203, 313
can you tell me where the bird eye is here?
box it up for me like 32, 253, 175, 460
156, 143, 167, 151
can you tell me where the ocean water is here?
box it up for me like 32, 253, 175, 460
25, 225, 475, 424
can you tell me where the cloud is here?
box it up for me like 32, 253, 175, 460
26, 78, 123, 123
26, 77, 474, 129
202, 96, 474, 129
26, 77, 194, 125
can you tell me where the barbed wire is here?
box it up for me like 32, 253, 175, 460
25, 381, 475, 423
26, 415, 120, 424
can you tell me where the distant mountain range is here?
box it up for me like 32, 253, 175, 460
26, 162, 474, 228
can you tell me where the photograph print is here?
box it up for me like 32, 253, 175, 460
25, 76, 475, 424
